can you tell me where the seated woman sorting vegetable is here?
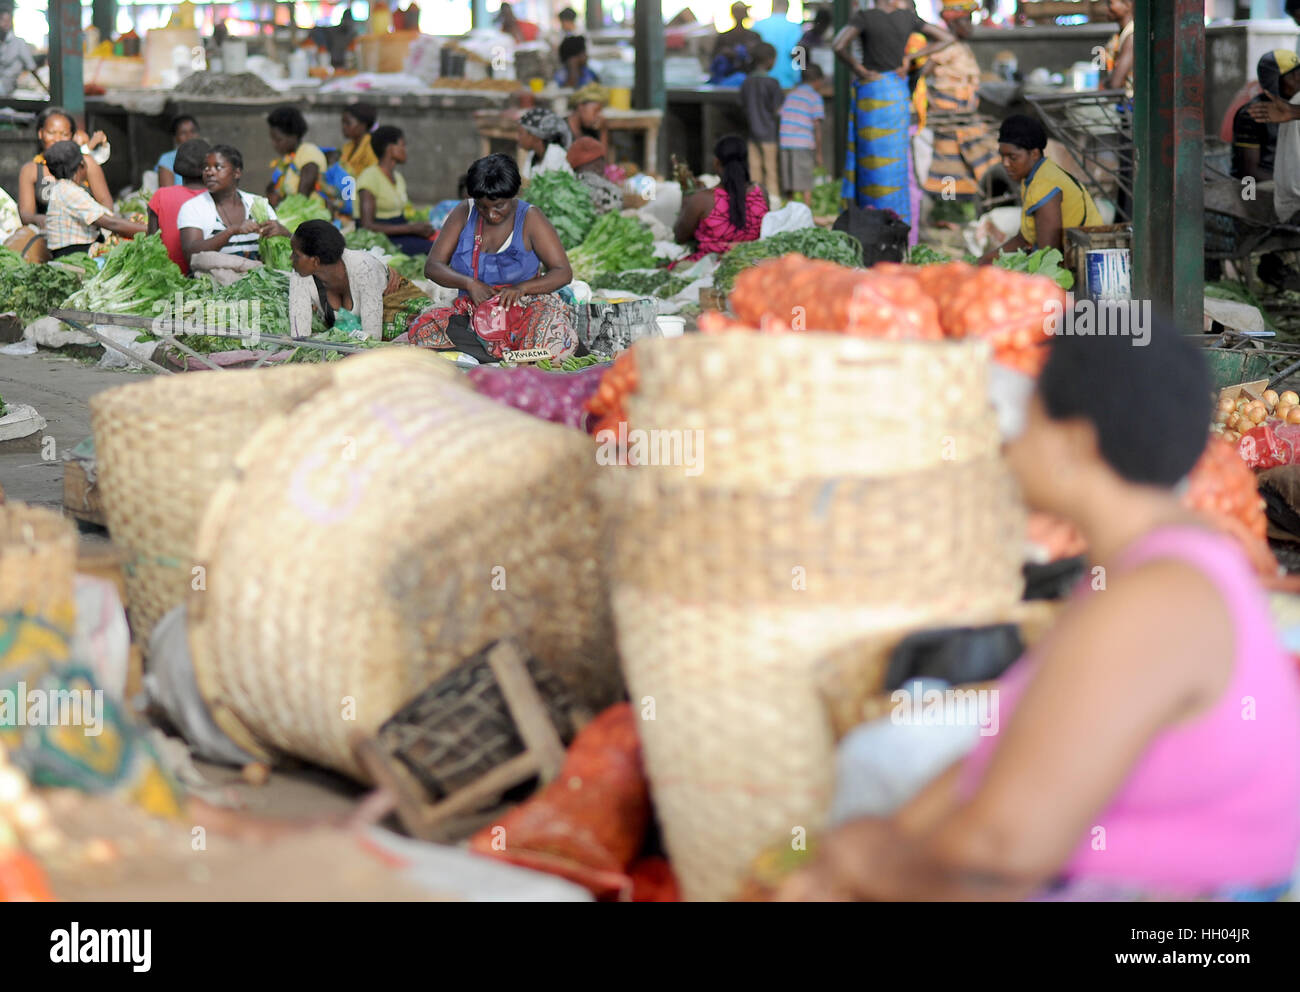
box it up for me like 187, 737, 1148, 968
289, 219, 429, 341
517, 108, 573, 181
41, 140, 145, 258
178, 145, 290, 277
777, 317, 1300, 902
404, 153, 577, 359
17, 106, 112, 230
978, 115, 1100, 265
355, 125, 435, 257
672, 134, 769, 267
266, 106, 327, 209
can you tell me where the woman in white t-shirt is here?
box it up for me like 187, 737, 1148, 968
178, 144, 289, 269
515, 108, 573, 181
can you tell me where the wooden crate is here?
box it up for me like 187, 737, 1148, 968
63, 461, 106, 527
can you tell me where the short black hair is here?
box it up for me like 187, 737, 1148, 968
344, 102, 377, 129
752, 42, 777, 68
813, 8, 833, 30
998, 114, 1047, 151
171, 114, 198, 137
173, 138, 212, 180
44, 140, 83, 180
208, 143, 243, 172
558, 35, 587, 62
802, 63, 824, 83
559, 6, 577, 21
1038, 312, 1211, 487
370, 124, 403, 160
267, 106, 308, 138
293, 219, 345, 264
465, 153, 521, 201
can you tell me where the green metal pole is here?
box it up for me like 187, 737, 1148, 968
48, 0, 85, 121
1132, 0, 1203, 331
92, 0, 117, 40
633, 0, 665, 112
833, 0, 851, 184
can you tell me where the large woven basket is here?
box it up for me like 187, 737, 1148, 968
603, 333, 1026, 901
187, 349, 621, 780
89, 365, 333, 650
0, 502, 77, 639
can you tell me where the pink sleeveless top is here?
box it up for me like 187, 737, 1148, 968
674, 185, 768, 266
962, 525, 1300, 892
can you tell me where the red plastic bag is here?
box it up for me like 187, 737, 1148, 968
469, 703, 651, 900
1237, 422, 1291, 471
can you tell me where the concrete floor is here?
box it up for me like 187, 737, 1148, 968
0, 350, 366, 821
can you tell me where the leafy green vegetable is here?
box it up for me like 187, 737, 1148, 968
906, 244, 954, 266
656, 274, 693, 299
63, 234, 190, 316
286, 327, 382, 363
0, 251, 82, 322
590, 269, 671, 295
272, 193, 331, 233
523, 171, 596, 249
568, 213, 658, 284
260, 235, 292, 271
344, 228, 400, 254
993, 247, 1074, 290
811, 177, 841, 218
385, 252, 426, 282
114, 190, 150, 219
713, 228, 864, 294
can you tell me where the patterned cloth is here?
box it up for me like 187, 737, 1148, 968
270, 141, 328, 200
843, 73, 913, 224
405, 292, 577, 359
44, 178, 107, 251
578, 169, 624, 214
673, 184, 769, 267
921, 42, 999, 200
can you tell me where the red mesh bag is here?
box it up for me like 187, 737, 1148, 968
937, 267, 1065, 350
1183, 435, 1276, 577
845, 270, 943, 340
469, 703, 652, 900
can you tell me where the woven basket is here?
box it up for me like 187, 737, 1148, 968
89, 365, 333, 650
188, 349, 621, 780
0, 502, 77, 635
604, 333, 1025, 901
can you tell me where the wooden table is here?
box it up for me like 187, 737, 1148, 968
473, 107, 665, 179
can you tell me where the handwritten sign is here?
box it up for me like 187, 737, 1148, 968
500, 348, 552, 364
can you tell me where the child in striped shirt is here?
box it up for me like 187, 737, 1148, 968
778, 64, 825, 207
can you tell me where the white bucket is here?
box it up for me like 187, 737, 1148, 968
655, 315, 685, 339
1085, 248, 1131, 302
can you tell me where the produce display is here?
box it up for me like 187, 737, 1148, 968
990, 247, 1074, 291
113, 190, 150, 221
343, 229, 426, 282
1212, 388, 1300, 444
712, 229, 864, 295
906, 244, 953, 266
523, 170, 597, 249
0, 249, 84, 323
537, 354, 607, 372
584, 348, 639, 440
259, 236, 293, 272
286, 327, 382, 363
568, 213, 659, 285
270, 194, 331, 233
467, 362, 608, 429
1184, 434, 1276, 577
62, 234, 189, 317
590, 269, 671, 296
810, 175, 841, 218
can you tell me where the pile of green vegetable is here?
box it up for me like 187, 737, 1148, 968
992, 246, 1074, 290
0, 249, 86, 323
568, 212, 658, 285
342, 228, 426, 281
523, 170, 596, 248
272, 193, 331, 233
114, 190, 150, 219
286, 327, 382, 363
906, 244, 954, 266
537, 354, 607, 371
713, 228, 864, 294
590, 269, 671, 296
63, 234, 190, 316
810, 174, 841, 218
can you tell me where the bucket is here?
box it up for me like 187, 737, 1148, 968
1085, 248, 1131, 302
1071, 61, 1099, 90
655, 315, 685, 339
609, 87, 632, 111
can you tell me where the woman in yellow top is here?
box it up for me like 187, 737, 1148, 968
355, 125, 435, 256
266, 105, 327, 207
339, 102, 378, 176
979, 115, 1100, 264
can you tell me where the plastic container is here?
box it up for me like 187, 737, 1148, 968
1085, 248, 1131, 302
655, 315, 685, 339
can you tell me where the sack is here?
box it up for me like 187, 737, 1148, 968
759, 200, 814, 239
832, 204, 909, 266
468, 703, 651, 900
4, 228, 50, 264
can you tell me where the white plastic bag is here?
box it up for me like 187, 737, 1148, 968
95, 325, 160, 369
759, 200, 814, 238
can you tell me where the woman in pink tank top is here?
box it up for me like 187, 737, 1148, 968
780, 315, 1300, 901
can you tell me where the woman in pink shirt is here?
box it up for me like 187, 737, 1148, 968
780, 315, 1300, 901
147, 138, 208, 274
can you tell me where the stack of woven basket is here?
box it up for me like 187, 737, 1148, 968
602, 333, 1026, 901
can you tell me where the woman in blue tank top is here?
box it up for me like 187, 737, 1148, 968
405, 153, 577, 359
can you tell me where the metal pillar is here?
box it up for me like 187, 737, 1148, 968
48, 0, 85, 121
633, 0, 664, 112
587, 0, 603, 32
1132, 0, 1203, 332
92, 0, 117, 40
833, 0, 851, 181
472, 0, 489, 30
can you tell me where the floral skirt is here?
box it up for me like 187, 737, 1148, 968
404, 292, 578, 359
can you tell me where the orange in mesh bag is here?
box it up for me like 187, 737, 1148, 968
469, 703, 652, 900
937, 266, 1065, 349
1183, 435, 1278, 579
845, 270, 943, 340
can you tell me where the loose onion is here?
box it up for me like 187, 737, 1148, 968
1282, 390, 1299, 406
1264, 389, 1280, 409
1248, 403, 1268, 423
1277, 402, 1294, 422
1288, 408, 1300, 425
1228, 412, 1241, 428
1223, 430, 1240, 442
1217, 395, 1236, 411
